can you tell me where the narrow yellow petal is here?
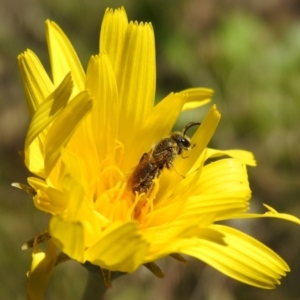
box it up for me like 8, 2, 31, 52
233, 204, 300, 225
54, 177, 103, 255
85, 221, 149, 272
177, 104, 221, 174
28, 177, 67, 214
86, 54, 118, 161
66, 114, 100, 184
58, 150, 84, 192
43, 91, 93, 176
50, 216, 85, 262
206, 148, 257, 166
145, 227, 225, 261
180, 88, 213, 111
182, 225, 290, 289
24, 138, 45, 177
197, 158, 250, 194
25, 72, 73, 153
18, 50, 53, 115
49, 176, 89, 260
143, 197, 186, 227
116, 21, 156, 147
100, 7, 128, 71
174, 193, 249, 224
46, 20, 85, 93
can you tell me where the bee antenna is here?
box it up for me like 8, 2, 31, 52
182, 122, 201, 135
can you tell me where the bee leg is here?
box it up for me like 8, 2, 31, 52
167, 162, 185, 179
175, 168, 186, 179
181, 143, 196, 159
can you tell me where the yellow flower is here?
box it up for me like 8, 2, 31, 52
16, 6, 300, 297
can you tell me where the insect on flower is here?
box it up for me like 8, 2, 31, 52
128, 122, 200, 195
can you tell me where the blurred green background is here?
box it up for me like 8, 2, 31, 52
1, 0, 300, 299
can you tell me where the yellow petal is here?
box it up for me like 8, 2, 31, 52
180, 88, 213, 111
26, 239, 57, 300
49, 177, 86, 261
24, 138, 45, 178
46, 20, 85, 93
206, 148, 257, 166
50, 216, 85, 262
198, 158, 250, 194
66, 114, 99, 183
116, 21, 156, 147
18, 50, 53, 115
85, 221, 149, 272
86, 54, 118, 161
25, 72, 73, 150
58, 150, 84, 191
233, 204, 300, 225
24, 73, 73, 176
149, 158, 251, 226
51, 172, 104, 248
100, 7, 128, 71
143, 196, 187, 227
163, 158, 251, 223
28, 177, 67, 214
43, 91, 93, 176
145, 227, 225, 261
178, 104, 221, 174
175, 193, 249, 225
182, 225, 289, 289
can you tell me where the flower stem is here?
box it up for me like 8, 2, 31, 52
81, 262, 125, 300
81, 268, 107, 300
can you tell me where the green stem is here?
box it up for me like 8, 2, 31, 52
81, 267, 107, 300
81, 262, 125, 300
81, 271, 107, 300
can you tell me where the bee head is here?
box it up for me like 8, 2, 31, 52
171, 133, 192, 155
175, 122, 201, 155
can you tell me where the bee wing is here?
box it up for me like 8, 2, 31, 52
138, 152, 151, 164
128, 152, 159, 194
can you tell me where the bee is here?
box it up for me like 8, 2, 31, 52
128, 122, 200, 194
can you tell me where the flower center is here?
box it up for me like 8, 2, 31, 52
92, 141, 158, 224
